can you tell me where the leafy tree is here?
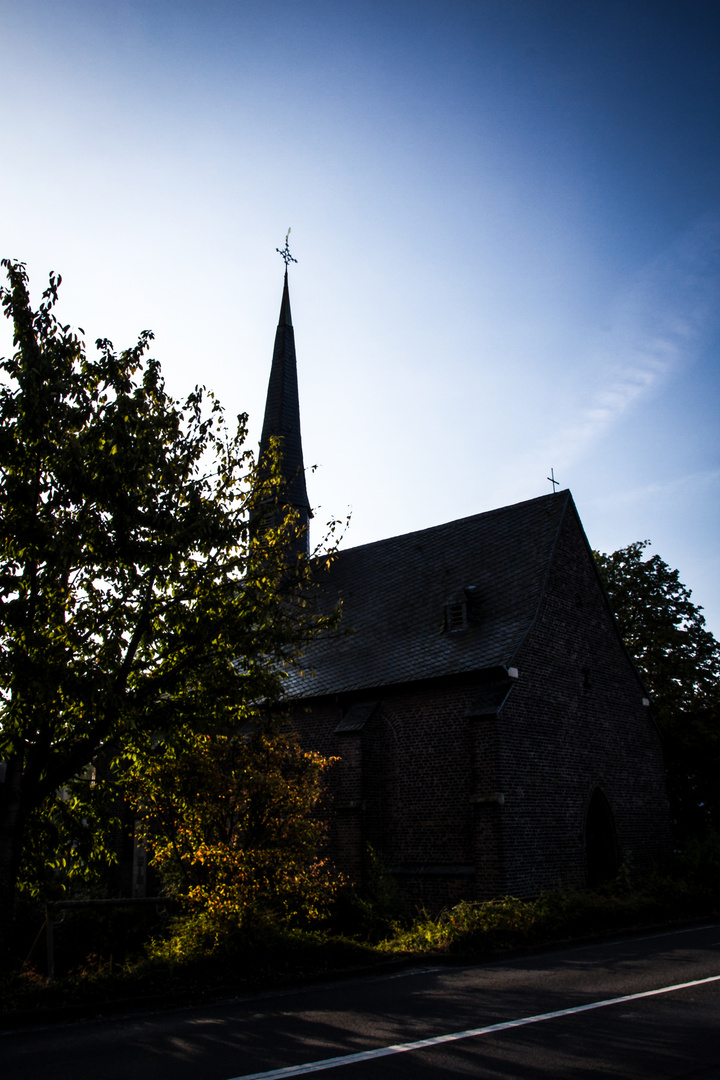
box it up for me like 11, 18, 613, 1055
595, 541, 720, 838
0, 261, 338, 942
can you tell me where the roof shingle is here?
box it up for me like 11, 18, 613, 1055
286, 490, 571, 698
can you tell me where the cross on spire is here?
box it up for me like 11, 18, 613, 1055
547, 468, 560, 493
276, 228, 297, 269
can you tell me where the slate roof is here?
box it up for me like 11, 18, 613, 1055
285, 490, 573, 699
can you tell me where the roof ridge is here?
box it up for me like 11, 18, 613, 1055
337, 490, 571, 557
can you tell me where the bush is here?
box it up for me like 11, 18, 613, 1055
331, 847, 406, 941
134, 724, 343, 926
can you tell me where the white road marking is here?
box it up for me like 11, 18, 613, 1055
226, 973, 720, 1080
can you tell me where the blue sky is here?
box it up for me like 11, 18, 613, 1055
1, 0, 719, 631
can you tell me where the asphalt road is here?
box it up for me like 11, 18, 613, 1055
4, 923, 720, 1079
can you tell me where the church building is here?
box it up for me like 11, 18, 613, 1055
261, 261, 671, 907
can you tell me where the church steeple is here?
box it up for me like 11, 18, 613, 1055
258, 240, 311, 553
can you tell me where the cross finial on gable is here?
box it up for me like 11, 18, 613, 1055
547, 468, 560, 493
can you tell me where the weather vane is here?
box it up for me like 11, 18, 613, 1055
547, 468, 559, 493
276, 228, 297, 268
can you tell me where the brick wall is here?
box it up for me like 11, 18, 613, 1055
498, 506, 671, 895
294, 684, 486, 908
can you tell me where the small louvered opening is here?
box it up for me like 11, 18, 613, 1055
445, 601, 468, 632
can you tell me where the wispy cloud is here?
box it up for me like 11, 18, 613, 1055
548, 210, 720, 466
586, 467, 720, 515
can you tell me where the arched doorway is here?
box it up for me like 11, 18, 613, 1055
585, 787, 618, 887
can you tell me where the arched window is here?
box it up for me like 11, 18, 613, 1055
585, 787, 618, 887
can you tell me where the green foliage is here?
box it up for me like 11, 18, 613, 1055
143, 910, 351, 972
594, 541, 720, 838
387, 896, 541, 954
17, 770, 124, 901
594, 541, 720, 718
0, 261, 340, 926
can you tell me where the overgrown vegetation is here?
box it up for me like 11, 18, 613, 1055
389, 834, 720, 955
3, 833, 719, 1018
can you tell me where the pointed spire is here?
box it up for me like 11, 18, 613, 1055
258, 249, 311, 554
278, 267, 292, 327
